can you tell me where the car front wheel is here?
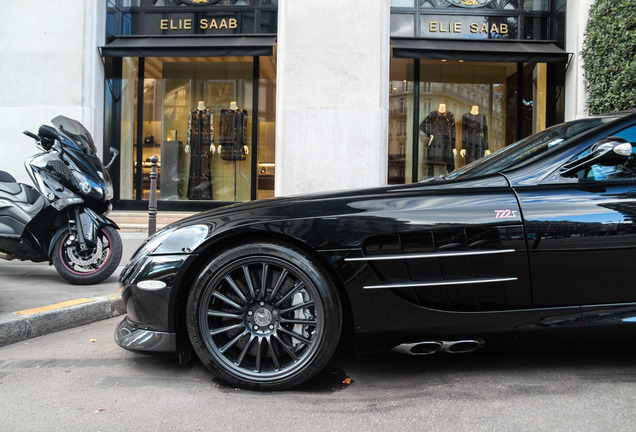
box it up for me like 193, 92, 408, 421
186, 241, 342, 391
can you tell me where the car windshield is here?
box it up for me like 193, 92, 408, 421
51, 115, 97, 153
441, 115, 623, 181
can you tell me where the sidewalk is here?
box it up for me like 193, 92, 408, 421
0, 211, 195, 347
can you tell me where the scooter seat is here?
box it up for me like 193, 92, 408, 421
0, 170, 17, 183
0, 170, 22, 196
0, 171, 41, 205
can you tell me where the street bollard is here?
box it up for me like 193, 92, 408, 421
148, 155, 158, 236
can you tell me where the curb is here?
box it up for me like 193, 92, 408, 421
0, 293, 124, 347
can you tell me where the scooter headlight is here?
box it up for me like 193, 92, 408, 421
71, 170, 103, 199
81, 182, 92, 194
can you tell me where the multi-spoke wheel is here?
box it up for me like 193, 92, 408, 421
186, 241, 342, 390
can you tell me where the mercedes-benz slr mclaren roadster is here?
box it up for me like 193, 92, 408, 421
116, 111, 636, 390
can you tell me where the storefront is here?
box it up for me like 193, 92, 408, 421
100, 0, 569, 209
388, 0, 568, 183
102, 0, 277, 210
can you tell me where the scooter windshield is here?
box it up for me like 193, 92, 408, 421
51, 115, 97, 154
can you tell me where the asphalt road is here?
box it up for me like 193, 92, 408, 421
2, 317, 636, 431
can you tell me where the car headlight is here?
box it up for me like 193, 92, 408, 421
132, 224, 210, 260
132, 227, 176, 262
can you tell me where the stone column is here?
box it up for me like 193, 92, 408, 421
565, 0, 594, 120
275, 0, 390, 196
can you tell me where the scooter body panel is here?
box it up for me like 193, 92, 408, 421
0, 181, 47, 238
0, 203, 65, 262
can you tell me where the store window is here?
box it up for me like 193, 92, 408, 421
388, 58, 413, 184
116, 56, 275, 203
119, 57, 138, 200
389, 59, 548, 183
257, 56, 276, 199
104, 0, 277, 209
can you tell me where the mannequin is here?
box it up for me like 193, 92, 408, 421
219, 101, 249, 161
186, 100, 214, 200
187, 101, 216, 155
461, 105, 489, 164
420, 103, 456, 176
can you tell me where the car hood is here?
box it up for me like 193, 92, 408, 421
165, 174, 512, 251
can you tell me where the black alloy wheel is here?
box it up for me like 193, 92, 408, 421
186, 241, 342, 390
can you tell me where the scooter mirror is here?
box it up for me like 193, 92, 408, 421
38, 125, 58, 150
39, 125, 58, 140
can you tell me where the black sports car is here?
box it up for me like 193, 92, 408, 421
116, 111, 636, 390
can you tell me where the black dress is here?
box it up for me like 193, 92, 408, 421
219, 109, 248, 161
420, 110, 456, 175
461, 112, 488, 164
186, 108, 214, 200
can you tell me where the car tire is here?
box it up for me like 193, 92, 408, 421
186, 241, 342, 391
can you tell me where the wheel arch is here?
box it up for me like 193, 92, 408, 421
171, 229, 354, 362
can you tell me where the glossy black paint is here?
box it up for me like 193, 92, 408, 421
119, 111, 636, 359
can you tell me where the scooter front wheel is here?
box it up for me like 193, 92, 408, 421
52, 225, 123, 285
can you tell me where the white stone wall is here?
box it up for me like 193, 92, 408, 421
565, 0, 593, 120
274, 0, 391, 196
0, 0, 105, 183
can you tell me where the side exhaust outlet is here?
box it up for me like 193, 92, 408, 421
391, 341, 442, 356
393, 339, 483, 356
440, 339, 483, 354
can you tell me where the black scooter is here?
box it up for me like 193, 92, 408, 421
0, 116, 122, 284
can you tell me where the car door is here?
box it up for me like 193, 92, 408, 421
516, 124, 636, 307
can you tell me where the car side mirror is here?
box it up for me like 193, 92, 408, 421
38, 125, 59, 150
560, 137, 632, 178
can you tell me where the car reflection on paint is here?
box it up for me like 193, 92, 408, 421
116, 111, 636, 390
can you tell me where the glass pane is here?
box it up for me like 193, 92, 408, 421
257, 56, 276, 200
140, 56, 253, 202
391, 14, 415, 37
120, 57, 138, 200
388, 58, 414, 184
533, 63, 547, 135
140, 65, 161, 200
524, 0, 549, 11
391, 0, 414, 6
418, 61, 515, 180
524, 16, 548, 40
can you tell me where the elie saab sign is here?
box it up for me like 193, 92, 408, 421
107, 0, 277, 37
422, 15, 517, 39
160, 17, 238, 31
